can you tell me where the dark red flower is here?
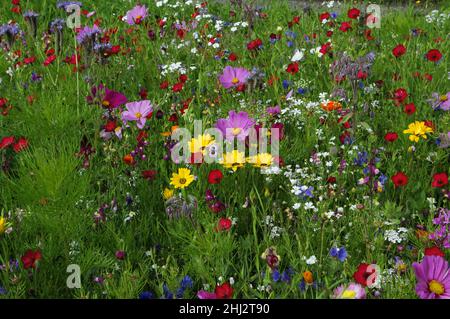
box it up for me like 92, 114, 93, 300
393, 88, 408, 104
347, 8, 360, 19
353, 263, 377, 287
425, 246, 445, 257
326, 176, 336, 184
209, 200, 225, 213
21, 249, 42, 269
319, 12, 330, 22
215, 282, 233, 299
391, 172, 408, 188
425, 49, 442, 62
208, 169, 223, 184
0, 136, 15, 149
172, 82, 184, 92
384, 132, 398, 142
339, 21, 352, 32
247, 38, 262, 51
43, 55, 56, 66
13, 137, 28, 153
142, 170, 157, 180
179, 74, 188, 83
432, 172, 448, 188
228, 52, 237, 61
217, 217, 232, 231
160, 81, 169, 89
404, 103, 416, 115
392, 44, 406, 58
286, 62, 299, 74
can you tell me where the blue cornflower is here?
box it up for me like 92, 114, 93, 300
139, 291, 154, 299
180, 275, 193, 290
281, 271, 291, 283
272, 269, 280, 282
282, 80, 290, 89
297, 87, 307, 95
163, 284, 173, 299
354, 151, 368, 166
330, 246, 347, 262
57, 1, 82, 10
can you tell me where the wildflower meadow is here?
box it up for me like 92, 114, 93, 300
0, 0, 449, 301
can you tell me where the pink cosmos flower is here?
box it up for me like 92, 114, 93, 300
197, 290, 217, 299
219, 66, 250, 89
102, 88, 127, 109
412, 255, 450, 299
122, 100, 153, 129
333, 282, 366, 299
126, 5, 148, 25
216, 110, 255, 141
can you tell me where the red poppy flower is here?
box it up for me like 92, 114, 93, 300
392, 44, 406, 58
393, 88, 408, 104
425, 246, 445, 257
339, 21, 352, 32
142, 170, 157, 180
391, 172, 408, 188
179, 74, 188, 83
228, 52, 237, 61
431, 172, 448, 188
215, 282, 233, 299
364, 29, 374, 41
23, 56, 36, 65
404, 103, 416, 115
319, 12, 330, 22
21, 249, 42, 269
0, 136, 15, 149
425, 49, 442, 62
208, 169, 223, 184
286, 62, 299, 74
247, 38, 262, 51
13, 137, 28, 153
217, 217, 232, 231
347, 8, 360, 19
353, 263, 377, 287
172, 82, 184, 92
384, 132, 398, 142
43, 55, 56, 66
160, 81, 169, 89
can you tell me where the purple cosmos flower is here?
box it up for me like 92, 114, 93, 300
216, 110, 255, 141
122, 100, 153, 129
429, 92, 450, 111
126, 5, 148, 25
76, 25, 101, 44
57, 1, 82, 10
333, 283, 366, 299
101, 88, 127, 109
197, 290, 217, 299
266, 105, 281, 116
412, 255, 450, 299
219, 66, 250, 89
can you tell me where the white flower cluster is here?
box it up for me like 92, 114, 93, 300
384, 227, 408, 244
425, 10, 450, 26
160, 62, 187, 76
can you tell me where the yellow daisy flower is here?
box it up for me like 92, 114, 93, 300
220, 150, 246, 171
188, 134, 215, 154
0, 216, 7, 235
163, 188, 174, 200
170, 168, 195, 189
403, 121, 433, 143
247, 153, 274, 168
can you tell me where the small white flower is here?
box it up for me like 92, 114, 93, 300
306, 255, 317, 265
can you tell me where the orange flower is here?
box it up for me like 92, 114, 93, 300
123, 154, 135, 165
303, 270, 314, 284
321, 100, 342, 112
415, 229, 429, 240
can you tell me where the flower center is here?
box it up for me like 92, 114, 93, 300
429, 280, 444, 295
134, 15, 142, 23
135, 112, 142, 118
179, 178, 187, 184
341, 290, 356, 299
232, 128, 241, 135
440, 95, 448, 102
231, 77, 239, 84
102, 100, 110, 107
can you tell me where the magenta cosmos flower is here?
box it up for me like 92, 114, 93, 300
102, 88, 127, 109
412, 255, 450, 299
197, 290, 217, 299
122, 100, 153, 129
333, 283, 366, 299
216, 110, 255, 141
126, 5, 148, 25
219, 66, 250, 89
